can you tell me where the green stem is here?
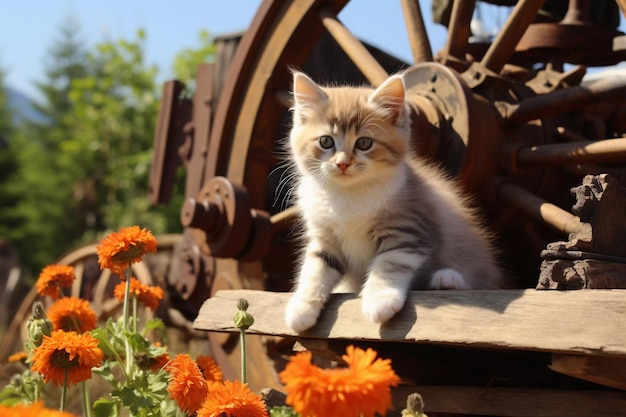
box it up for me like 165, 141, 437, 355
82, 380, 92, 417
239, 329, 247, 384
122, 266, 132, 331
123, 263, 133, 376
132, 296, 138, 333
60, 367, 68, 412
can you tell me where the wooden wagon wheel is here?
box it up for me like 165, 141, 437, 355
152, 0, 626, 391
0, 234, 181, 362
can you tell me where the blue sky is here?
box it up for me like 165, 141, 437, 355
1, 1, 623, 101
0, 1, 456, 99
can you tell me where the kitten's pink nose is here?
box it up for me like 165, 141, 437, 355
337, 162, 351, 172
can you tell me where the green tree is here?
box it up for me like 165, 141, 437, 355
0, 68, 25, 244
66, 29, 167, 235
10, 17, 90, 273
4, 25, 215, 274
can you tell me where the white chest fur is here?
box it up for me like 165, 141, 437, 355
298, 176, 389, 281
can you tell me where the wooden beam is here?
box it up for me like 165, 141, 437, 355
193, 289, 626, 357
395, 386, 626, 417
550, 354, 626, 390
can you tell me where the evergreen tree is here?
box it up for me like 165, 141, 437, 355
0, 68, 25, 245
11, 17, 89, 273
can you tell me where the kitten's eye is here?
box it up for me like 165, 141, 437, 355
319, 135, 335, 149
355, 137, 373, 151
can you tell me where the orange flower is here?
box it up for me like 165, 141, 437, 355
0, 401, 78, 416
196, 354, 223, 385
8, 351, 28, 363
279, 345, 400, 417
164, 353, 209, 414
197, 380, 268, 417
36, 265, 76, 299
47, 297, 97, 333
96, 226, 157, 275
31, 330, 104, 387
150, 351, 170, 371
113, 277, 164, 311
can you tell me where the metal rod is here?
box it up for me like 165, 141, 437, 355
505, 76, 626, 125
516, 138, 626, 167
555, 126, 587, 142
318, 7, 388, 86
480, 0, 545, 74
442, 0, 475, 60
495, 181, 583, 235
400, 0, 433, 63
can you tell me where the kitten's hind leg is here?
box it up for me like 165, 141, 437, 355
428, 268, 471, 289
285, 248, 343, 332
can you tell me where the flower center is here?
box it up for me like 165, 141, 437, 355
111, 243, 146, 264
50, 349, 80, 370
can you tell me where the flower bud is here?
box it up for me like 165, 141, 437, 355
234, 298, 254, 330
27, 302, 52, 347
401, 393, 427, 417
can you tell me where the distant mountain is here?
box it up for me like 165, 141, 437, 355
6, 86, 46, 124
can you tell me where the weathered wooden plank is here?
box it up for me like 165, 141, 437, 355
550, 354, 626, 390
193, 289, 626, 357
394, 386, 626, 417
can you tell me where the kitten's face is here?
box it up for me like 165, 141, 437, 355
290, 73, 410, 188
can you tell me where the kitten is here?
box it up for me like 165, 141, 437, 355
284, 71, 503, 332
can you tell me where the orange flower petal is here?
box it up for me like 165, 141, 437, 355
279, 345, 400, 417
47, 297, 97, 333
0, 401, 79, 416
196, 355, 224, 384
96, 226, 157, 275
197, 380, 268, 417
31, 330, 103, 387
164, 354, 209, 414
113, 277, 164, 311
7, 351, 27, 363
36, 265, 76, 300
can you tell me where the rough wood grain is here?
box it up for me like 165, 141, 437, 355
193, 289, 626, 357
394, 386, 626, 417
550, 354, 626, 390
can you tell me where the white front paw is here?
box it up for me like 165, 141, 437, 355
361, 288, 406, 324
285, 296, 323, 332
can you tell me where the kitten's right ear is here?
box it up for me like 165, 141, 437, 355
293, 72, 328, 109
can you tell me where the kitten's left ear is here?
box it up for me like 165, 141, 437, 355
293, 72, 328, 109
369, 75, 406, 123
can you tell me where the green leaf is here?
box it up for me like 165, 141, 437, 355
113, 386, 155, 411
92, 359, 119, 386
144, 317, 166, 333
270, 406, 301, 417
93, 398, 120, 417
127, 332, 151, 352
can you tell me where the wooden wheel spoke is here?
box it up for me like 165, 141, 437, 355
442, 0, 475, 61
318, 7, 388, 86
493, 180, 583, 235
505, 76, 626, 125
71, 260, 85, 297
512, 138, 626, 168
400, 0, 432, 64
92, 268, 112, 317
480, 0, 545, 74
